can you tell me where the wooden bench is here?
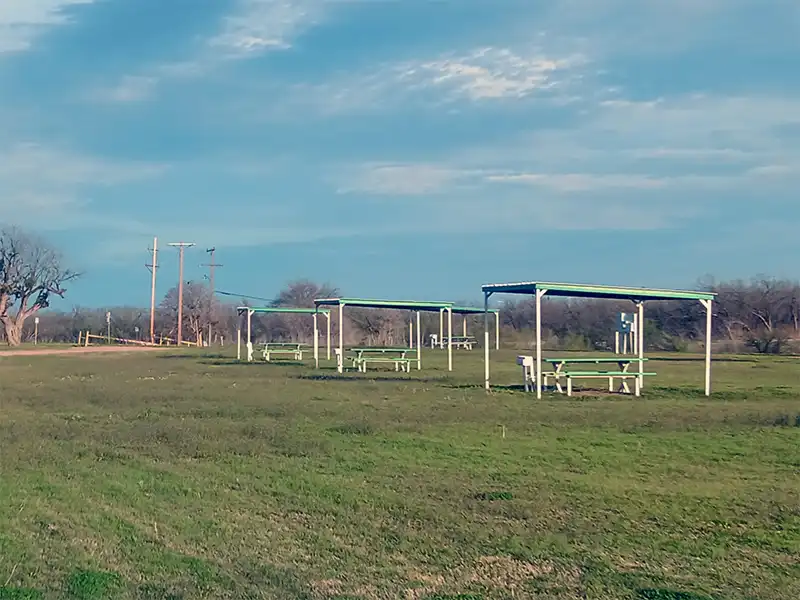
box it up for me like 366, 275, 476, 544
562, 371, 657, 397
441, 336, 477, 350
262, 343, 307, 362
346, 348, 416, 373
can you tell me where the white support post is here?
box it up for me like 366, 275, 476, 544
447, 308, 453, 372
484, 293, 491, 390
615, 331, 620, 354
247, 309, 253, 362
416, 311, 422, 370
439, 309, 444, 349
535, 289, 545, 399
495, 311, 500, 350
637, 301, 644, 391
701, 299, 713, 396
313, 312, 319, 368
338, 303, 344, 373
237, 318, 242, 361
409, 319, 414, 349
463, 315, 467, 337
326, 312, 331, 360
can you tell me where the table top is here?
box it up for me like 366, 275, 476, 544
546, 356, 648, 363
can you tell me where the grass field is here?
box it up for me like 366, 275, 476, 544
1, 348, 799, 599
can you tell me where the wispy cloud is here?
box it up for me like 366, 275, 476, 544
0, 0, 97, 54
337, 94, 800, 201
336, 163, 480, 196
290, 45, 587, 115
397, 47, 585, 102
89, 0, 338, 104
88, 75, 158, 103
209, 0, 327, 57
0, 143, 166, 225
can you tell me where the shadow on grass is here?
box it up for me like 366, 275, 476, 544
636, 589, 713, 600
295, 373, 441, 383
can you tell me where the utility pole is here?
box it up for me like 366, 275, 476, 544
202, 247, 222, 345
145, 237, 158, 344
168, 242, 195, 345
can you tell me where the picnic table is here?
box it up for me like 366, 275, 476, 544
344, 347, 416, 373
519, 356, 655, 397
261, 342, 309, 362
440, 335, 477, 350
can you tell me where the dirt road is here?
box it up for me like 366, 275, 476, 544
0, 345, 172, 357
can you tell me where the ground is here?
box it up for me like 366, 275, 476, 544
1, 348, 799, 599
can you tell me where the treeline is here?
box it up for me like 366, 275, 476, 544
8, 277, 800, 355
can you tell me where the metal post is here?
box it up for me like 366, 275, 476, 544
447, 308, 453, 371
702, 299, 713, 396
409, 319, 414, 349
236, 317, 241, 361
439, 309, 444, 349
247, 309, 253, 361
313, 312, 319, 368
535, 290, 544, 399
416, 311, 422, 370
495, 311, 500, 350
637, 301, 645, 392
338, 302, 344, 373
484, 292, 490, 390
34, 316, 39, 345
326, 312, 331, 360
462, 315, 467, 337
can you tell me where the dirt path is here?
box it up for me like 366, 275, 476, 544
0, 345, 173, 357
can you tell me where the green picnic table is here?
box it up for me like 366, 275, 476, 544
541, 356, 656, 396
261, 342, 310, 362
346, 347, 416, 373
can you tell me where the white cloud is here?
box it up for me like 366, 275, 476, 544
336, 163, 478, 196
87, 0, 338, 103
0, 0, 97, 54
0, 143, 166, 225
208, 0, 325, 57
88, 75, 157, 103
398, 47, 585, 102
485, 172, 668, 191
291, 45, 587, 115
336, 94, 800, 209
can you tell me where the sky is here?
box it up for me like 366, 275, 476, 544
1, 0, 799, 309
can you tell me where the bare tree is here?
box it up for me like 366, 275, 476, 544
0, 226, 79, 346
159, 281, 216, 344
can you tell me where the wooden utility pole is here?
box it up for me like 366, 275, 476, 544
145, 237, 158, 344
202, 247, 222, 345
168, 242, 195, 345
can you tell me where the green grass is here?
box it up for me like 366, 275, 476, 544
1, 348, 799, 599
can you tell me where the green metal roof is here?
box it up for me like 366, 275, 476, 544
238, 306, 330, 314
451, 306, 499, 315
481, 281, 716, 302
314, 298, 453, 312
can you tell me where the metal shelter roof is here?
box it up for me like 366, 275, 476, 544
481, 281, 716, 302
451, 306, 499, 315
238, 306, 330, 314
314, 298, 453, 312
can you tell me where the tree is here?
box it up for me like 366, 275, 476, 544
0, 226, 79, 346
159, 281, 216, 344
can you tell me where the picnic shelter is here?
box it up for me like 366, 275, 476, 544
313, 298, 461, 373
480, 281, 716, 398
237, 306, 331, 363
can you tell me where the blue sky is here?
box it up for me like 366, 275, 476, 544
1, 0, 799, 309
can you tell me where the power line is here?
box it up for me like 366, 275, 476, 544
216, 290, 275, 304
